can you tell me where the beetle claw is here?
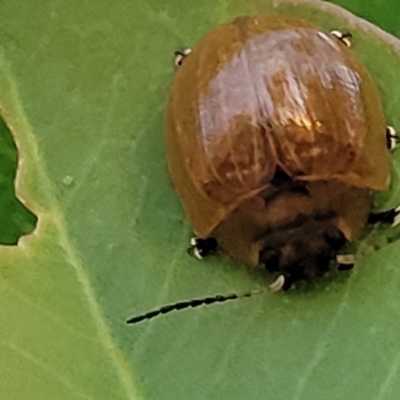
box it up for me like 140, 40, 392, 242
188, 237, 218, 260
330, 30, 352, 47
368, 206, 400, 225
268, 274, 285, 292
336, 254, 355, 271
386, 126, 399, 150
393, 206, 400, 227
174, 48, 192, 67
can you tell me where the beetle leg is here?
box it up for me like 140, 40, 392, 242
330, 30, 352, 47
188, 237, 218, 259
386, 126, 399, 150
268, 274, 285, 292
174, 48, 192, 67
368, 206, 400, 226
336, 254, 355, 271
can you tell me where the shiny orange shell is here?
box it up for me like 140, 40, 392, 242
165, 15, 389, 238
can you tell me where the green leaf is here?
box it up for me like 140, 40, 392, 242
1, 0, 400, 399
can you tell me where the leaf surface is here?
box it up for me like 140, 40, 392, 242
1, 1, 400, 399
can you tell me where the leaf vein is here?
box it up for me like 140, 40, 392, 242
56, 216, 140, 400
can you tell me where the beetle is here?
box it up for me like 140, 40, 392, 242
127, 15, 399, 325
165, 14, 399, 292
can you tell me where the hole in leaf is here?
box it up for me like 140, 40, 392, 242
0, 115, 37, 245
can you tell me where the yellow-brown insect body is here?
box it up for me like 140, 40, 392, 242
165, 15, 390, 285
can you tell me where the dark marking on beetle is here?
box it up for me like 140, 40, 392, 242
258, 218, 346, 289
325, 226, 347, 251
255, 211, 336, 241
259, 247, 280, 272
269, 169, 309, 196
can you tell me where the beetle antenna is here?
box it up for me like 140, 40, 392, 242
126, 288, 265, 325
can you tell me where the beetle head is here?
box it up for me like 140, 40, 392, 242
259, 219, 347, 290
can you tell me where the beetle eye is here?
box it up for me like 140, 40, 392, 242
259, 247, 280, 272
324, 227, 346, 251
